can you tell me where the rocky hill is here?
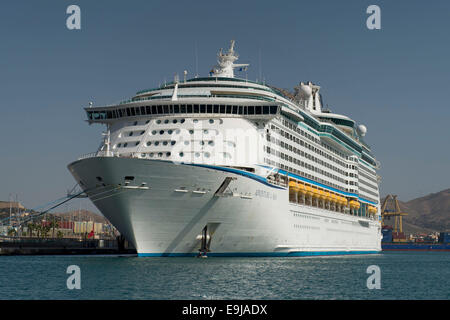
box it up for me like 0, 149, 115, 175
382, 188, 450, 234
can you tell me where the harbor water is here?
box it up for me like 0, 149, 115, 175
0, 252, 448, 300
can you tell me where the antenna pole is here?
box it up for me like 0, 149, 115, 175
258, 48, 262, 84
195, 41, 198, 78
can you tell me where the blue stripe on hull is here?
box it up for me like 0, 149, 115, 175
138, 251, 380, 257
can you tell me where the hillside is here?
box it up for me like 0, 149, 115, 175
382, 188, 450, 234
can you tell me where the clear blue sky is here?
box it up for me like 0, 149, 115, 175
1, 0, 449, 212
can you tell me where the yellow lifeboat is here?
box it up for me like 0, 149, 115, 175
349, 200, 360, 209
330, 193, 336, 203
305, 185, 314, 197
368, 206, 377, 214
297, 183, 306, 194
312, 187, 319, 198
318, 190, 326, 200
289, 181, 298, 191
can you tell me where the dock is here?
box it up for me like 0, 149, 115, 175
0, 236, 136, 255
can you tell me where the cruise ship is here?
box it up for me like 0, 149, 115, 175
68, 41, 382, 256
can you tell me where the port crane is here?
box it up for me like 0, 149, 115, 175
381, 194, 408, 233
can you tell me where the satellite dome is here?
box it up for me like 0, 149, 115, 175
357, 124, 367, 136
299, 83, 312, 98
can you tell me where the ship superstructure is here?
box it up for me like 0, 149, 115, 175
68, 41, 382, 256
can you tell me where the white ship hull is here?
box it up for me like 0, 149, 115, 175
68, 157, 381, 256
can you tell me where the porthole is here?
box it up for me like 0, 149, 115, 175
133, 121, 138, 126
189, 130, 194, 134
184, 141, 190, 145
156, 120, 161, 124
146, 141, 152, 146
175, 129, 180, 134
193, 119, 199, 123
204, 152, 210, 158
163, 141, 168, 146
203, 130, 208, 134
158, 152, 163, 157
200, 141, 205, 146
173, 119, 178, 124
152, 130, 157, 135
170, 141, 176, 146
160, 130, 164, 135
208, 141, 214, 146
179, 152, 184, 157
166, 152, 171, 157
117, 143, 122, 148
124, 143, 128, 147
149, 153, 154, 157
135, 141, 140, 146
195, 152, 200, 158
155, 141, 160, 146
164, 119, 169, 124
180, 119, 185, 123
145, 120, 150, 124
129, 132, 133, 137
168, 129, 173, 134
140, 131, 145, 135
209, 119, 214, 124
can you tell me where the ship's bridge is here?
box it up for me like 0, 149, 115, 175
317, 112, 356, 136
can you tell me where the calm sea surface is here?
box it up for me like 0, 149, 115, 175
0, 252, 448, 300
